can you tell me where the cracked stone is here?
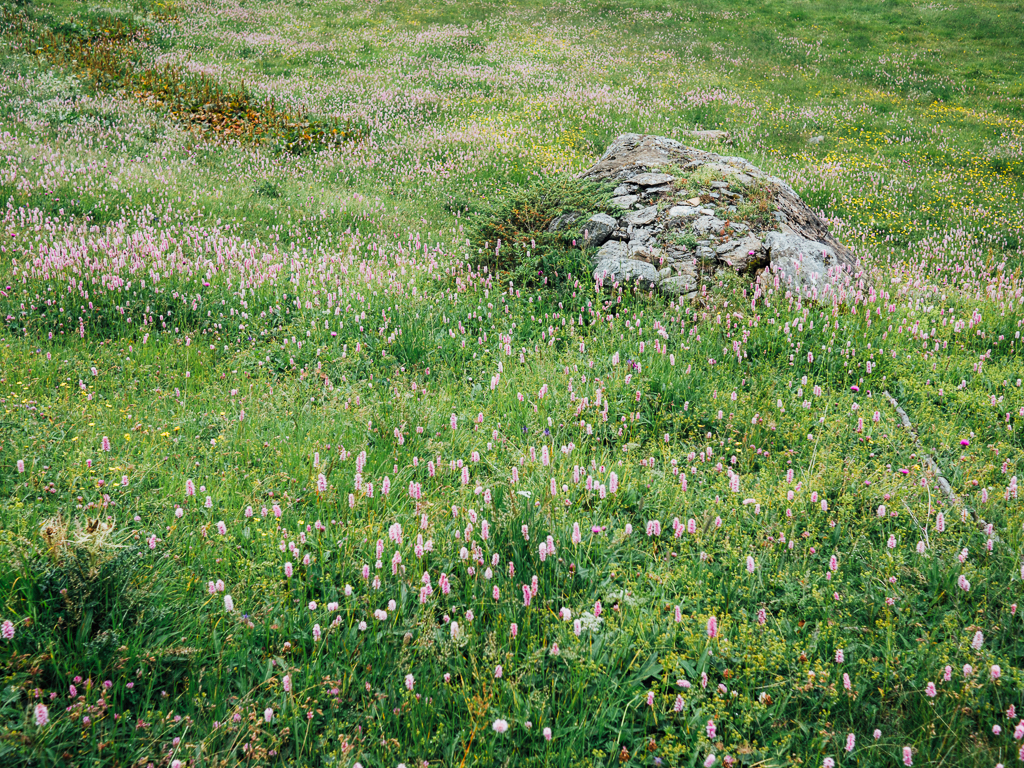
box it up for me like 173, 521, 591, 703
610, 194, 639, 208
630, 172, 676, 186
692, 215, 726, 235
594, 240, 628, 262
668, 205, 701, 219
582, 213, 617, 246
718, 235, 766, 273
658, 274, 698, 297
592, 257, 660, 287
624, 206, 659, 226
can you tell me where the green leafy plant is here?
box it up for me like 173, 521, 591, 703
467, 174, 615, 287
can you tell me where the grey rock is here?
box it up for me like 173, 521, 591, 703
624, 206, 659, 226
578, 133, 864, 287
610, 194, 639, 208
692, 215, 725, 236
628, 228, 652, 245
595, 240, 628, 261
547, 211, 582, 232
612, 184, 633, 196
657, 266, 674, 280
592, 257, 660, 287
583, 213, 617, 246
628, 244, 665, 263
731, 223, 749, 234
696, 246, 716, 261
715, 240, 738, 254
710, 181, 730, 189
718, 235, 766, 273
658, 274, 699, 297
630, 172, 676, 186
808, 135, 825, 145
764, 232, 841, 297
668, 205, 700, 219
643, 184, 674, 195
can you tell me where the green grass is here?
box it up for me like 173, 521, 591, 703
0, 0, 1022, 766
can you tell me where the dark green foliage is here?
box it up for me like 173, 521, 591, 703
2, 531, 168, 681
466, 174, 616, 288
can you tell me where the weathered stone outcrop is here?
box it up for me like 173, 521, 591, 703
573, 133, 862, 300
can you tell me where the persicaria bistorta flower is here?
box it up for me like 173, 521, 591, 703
492, 719, 509, 734
34, 703, 48, 727
1, 620, 13, 640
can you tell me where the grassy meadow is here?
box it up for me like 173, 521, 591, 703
0, 0, 1022, 766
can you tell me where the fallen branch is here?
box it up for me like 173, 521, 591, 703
882, 391, 997, 541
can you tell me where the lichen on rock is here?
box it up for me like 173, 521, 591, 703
575, 133, 863, 301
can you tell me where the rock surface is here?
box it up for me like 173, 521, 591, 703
763, 232, 841, 298
573, 133, 862, 299
582, 213, 617, 246
592, 257, 660, 288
